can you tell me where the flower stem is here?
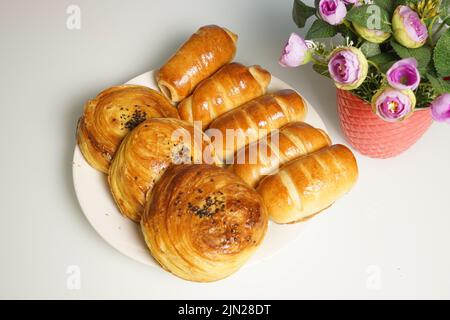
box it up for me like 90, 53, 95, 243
427, 16, 439, 46
432, 17, 449, 41
342, 19, 357, 35
356, 37, 363, 47
367, 60, 381, 73
311, 56, 328, 66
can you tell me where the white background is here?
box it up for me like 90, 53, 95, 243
0, 0, 449, 299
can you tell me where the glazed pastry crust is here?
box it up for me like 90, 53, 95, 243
231, 122, 331, 188
109, 118, 220, 222
257, 144, 358, 224
178, 63, 271, 129
141, 164, 268, 282
157, 25, 238, 102
207, 89, 307, 163
77, 85, 179, 173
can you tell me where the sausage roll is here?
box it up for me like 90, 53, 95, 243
257, 144, 358, 224
77, 85, 179, 173
141, 164, 268, 282
207, 89, 307, 163
156, 25, 238, 103
178, 62, 271, 129
109, 118, 220, 222
230, 122, 331, 187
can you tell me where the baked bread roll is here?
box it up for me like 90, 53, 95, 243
141, 164, 268, 282
109, 118, 220, 222
156, 25, 238, 103
178, 63, 271, 129
207, 89, 307, 163
77, 85, 178, 173
257, 144, 358, 224
231, 122, 331, 187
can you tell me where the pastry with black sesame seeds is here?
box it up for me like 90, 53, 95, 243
77, 85, 179, 173
109, 118, 221, 222
141, 164, 268, 282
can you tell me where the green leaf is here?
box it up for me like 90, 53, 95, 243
395, 0, 418, 6
426, 59, 437, 76
373, 0, 395, 15
390, 40, 431, 73
346, 4, 392, 33
312, 63, 331, 79
360, 41, 381, 57
338, 23, 359, 43
441, 1, 450, 25
292, 0, 316, 28
427, 73, 450, 95
306, 19, 338, 39
441, 0, 449, 13
433, 28, 450, 77
369, 52, 398, 72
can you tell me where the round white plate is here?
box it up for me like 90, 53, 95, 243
72, 70, 328, 269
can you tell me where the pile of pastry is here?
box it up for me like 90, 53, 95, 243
76, 25, 358, 282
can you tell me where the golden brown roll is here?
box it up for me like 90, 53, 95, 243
77, 85, 179, 173
207, 89, 307, 163
257, 144, 358, 224
230, 122, 331, 187
178, 63, 271, 129
109, 118, 220, 222
141, 164, 268, 282
156, 25, 238, 103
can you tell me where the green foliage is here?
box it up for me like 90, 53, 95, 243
338, 23, 359, 43
312, 63, 331, 79
395, 0, 419, 6
289, 0, 447, 109
292, 0, 316, 28
442, 0, 450, 24
427, 73, 450, 94
415, 82, 438, 109
360, 41, 381, 57
373, 0, 395, 14
433, 28, 450, 77
346, 4, 392, 32
351, 71, 384, 103
390, 40, 432, 73
351, 72, 439, 109
306, 19, 338, 39
369, 52, 398, 72
440, 0, 449, 17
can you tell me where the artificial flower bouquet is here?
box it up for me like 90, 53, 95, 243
280, 0, 449, 158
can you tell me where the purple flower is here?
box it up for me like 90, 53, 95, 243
343, 0, 359, 4
319, 0, 347, 26
431, 93, 450, 123
328, 47, 368, 90
392, 5, 428, 48
372, 87, 416, 122
279, 33, 311, 67
386, 58, 421, 90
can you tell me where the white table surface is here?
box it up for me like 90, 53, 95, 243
1, 0, 449, 299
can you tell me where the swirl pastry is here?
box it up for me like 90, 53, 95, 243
141, 164, 268, 282
109, 118, 220, 222
77, 85, 179, 173
257, 144, 358, 224
178, 63, 271, 129
207, 89, 307, 163
156, 25, 238, 103
231, 122, 331, 187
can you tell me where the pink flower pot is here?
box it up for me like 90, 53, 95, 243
336, 89, 433, 159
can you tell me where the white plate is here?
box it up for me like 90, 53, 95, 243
72, 70, 328, 270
